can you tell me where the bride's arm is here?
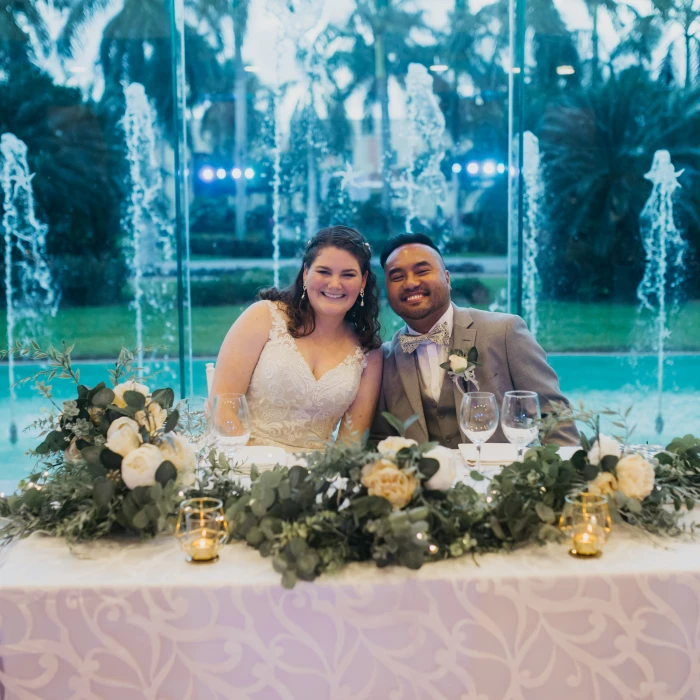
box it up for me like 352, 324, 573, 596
209, 301, 272, 398
337, 347, 383, 444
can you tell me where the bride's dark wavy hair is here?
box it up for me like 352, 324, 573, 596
259, 226, 382, 351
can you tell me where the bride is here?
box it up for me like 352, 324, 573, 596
209, 225, 384, 451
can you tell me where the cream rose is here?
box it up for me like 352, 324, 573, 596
158, 433, 196, 485
587, 434, 621, 466
121, 444, 163, 490
448, 354, 469, 373
615, 453, 655, 501
377, 436, 417, 458
135, 402, 168, 431
105, 417, 142, 457
112, 380, 150, 408
589, 471, 618, 498
423, 445, 457, 491
361, 459, 418, 509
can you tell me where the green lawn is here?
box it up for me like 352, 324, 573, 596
2, 299, 699, 358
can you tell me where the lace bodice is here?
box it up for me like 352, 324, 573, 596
245, 301, 367, 451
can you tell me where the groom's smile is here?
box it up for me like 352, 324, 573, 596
385, 243, 452, 333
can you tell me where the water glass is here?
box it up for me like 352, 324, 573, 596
209, 393, 251, 459
501, 390, 540, 461
177, 396, 210, 444
459, 392, 499, 471
175, 497, 228, 563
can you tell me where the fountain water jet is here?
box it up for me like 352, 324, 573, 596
404, 64, 448, 240
121, 83, 176, 372
521, 131, 543, 338
637, 150, 686, 435
1, 133, 59, 442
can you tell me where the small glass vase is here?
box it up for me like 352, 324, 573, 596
559, 493, 612, 558
175, 497, 228, 563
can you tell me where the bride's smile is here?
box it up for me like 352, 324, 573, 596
304, 246, 366, 316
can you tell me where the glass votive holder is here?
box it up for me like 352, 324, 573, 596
175, 497, 227, 563
561, 493, 611, 558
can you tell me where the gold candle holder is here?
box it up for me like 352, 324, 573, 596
176, 497, 227, 563
561, 493, 611, 559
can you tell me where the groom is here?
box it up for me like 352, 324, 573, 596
370, 233, 578, 447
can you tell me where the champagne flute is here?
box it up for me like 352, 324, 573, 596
459, 392, 499, 471
209, 393, 251, 460
501, 391, 540, 461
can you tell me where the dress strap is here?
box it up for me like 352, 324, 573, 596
264, 300, 288, 340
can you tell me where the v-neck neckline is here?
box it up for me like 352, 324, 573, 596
288, 335, 361, 383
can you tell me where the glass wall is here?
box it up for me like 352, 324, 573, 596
511, 0, 700, 443
1, 0, 699, 489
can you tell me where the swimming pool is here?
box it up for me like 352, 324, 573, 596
1, 354, 699, 492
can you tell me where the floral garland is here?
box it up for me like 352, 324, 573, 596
2, 344, 700, 589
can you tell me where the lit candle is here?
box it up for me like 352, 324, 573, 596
572, 531, 600, 557
186, 530, 218, 562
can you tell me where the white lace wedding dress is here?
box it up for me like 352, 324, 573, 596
245, 301, 368, 451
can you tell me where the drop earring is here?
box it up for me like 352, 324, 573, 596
360, 289, 365, 307
301, 283, 307, 301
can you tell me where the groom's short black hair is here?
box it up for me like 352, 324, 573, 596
380, 233, 443, 268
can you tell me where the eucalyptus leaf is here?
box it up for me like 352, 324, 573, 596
92, 387, 115, 408
155, 461, 177, 486
163, 410, 179, 434
151, 388, 175, 409
132, 508, 150, 529
535, 502, 555, 524
381, 412, 406, 437
124, 391, 146, 410
93, 478, 113, 508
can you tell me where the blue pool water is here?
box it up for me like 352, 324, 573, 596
1, 355, 699, 492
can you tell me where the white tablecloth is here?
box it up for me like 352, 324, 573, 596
2, 522, 700, 700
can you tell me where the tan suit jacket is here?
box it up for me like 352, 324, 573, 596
370, 304, 579, 446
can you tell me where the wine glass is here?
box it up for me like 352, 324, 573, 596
209, 393, 251, 460
501, 390, 540, 461
459, 392, 499, 471
177, 396, 210, 443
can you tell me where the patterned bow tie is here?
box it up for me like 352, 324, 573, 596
399, 321, 450, 353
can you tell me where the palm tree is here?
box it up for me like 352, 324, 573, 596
654, 0, 700, 89
582, 0, 620, 84
0, 0, 60, 70
537, 67, 700, 301
58, 0, 222, 139
329, 0, 432, 217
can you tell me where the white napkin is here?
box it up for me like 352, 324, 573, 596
231, 446, 287, 474
459, 443, 581, 465
459, 443, 518, 465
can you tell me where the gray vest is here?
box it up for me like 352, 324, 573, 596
416, 358, 462, 448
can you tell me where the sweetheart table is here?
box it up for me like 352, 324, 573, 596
2, 520, 700, 700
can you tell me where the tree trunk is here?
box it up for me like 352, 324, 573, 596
591, 1, 600, 84
234, 24, 247, 241
684, 26, 692, 89
307, 138, 318, 240
375, 33, 392, 215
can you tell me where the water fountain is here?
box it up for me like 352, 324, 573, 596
1, 133, 60, 443
521, 131, 543, 338
404, 63, 448, 240
266, 0, 325, 287
121, 83, 176, 371
637, 150, 686, 435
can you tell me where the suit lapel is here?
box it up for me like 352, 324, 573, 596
393, 334, 428, 439
449, 305, 477, 437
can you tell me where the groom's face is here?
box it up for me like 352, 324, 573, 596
384, 244, 451, 329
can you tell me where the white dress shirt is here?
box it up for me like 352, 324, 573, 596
405, 305, 454, 403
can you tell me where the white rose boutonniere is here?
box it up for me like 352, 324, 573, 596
440, 346, 479, 394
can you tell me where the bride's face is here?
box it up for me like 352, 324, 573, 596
304, 246, 367, 318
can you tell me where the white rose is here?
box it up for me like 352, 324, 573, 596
449, 354, 469, 373
423, 445, 457, 491
105, 416, 142, 457
112, 380, 150, 408
377, 436, 418, 458
616, 453, 655, 501
587, 434, 621, 466
158, 433, 197, 485
121, 444, 163, 490
135, 402, 168, 431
